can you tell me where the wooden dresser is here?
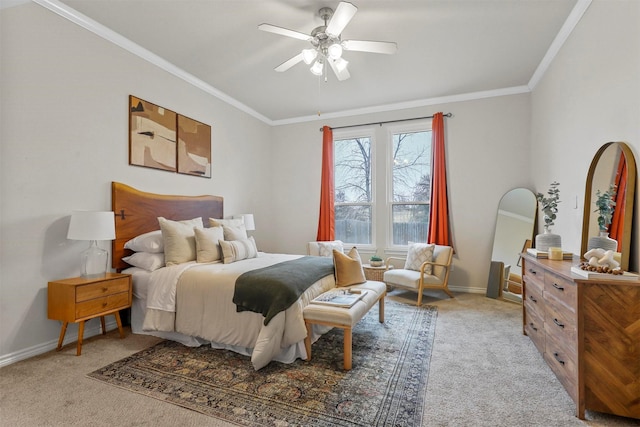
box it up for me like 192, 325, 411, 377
521, 254, 640, 420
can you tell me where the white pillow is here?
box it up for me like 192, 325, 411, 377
209, 218, 248, 240
158, 217, 204, 266
404, 243, 435, 274
124, 230, 163, 253
318, 240, 344, 257
194, 226, 224, 263
219, 236, 258, 264
122, 252, 165, 271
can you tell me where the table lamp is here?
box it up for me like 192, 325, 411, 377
67, 211, 116, 278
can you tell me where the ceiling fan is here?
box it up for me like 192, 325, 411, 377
258, 1, 397, 81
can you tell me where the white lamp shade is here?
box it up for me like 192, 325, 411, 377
234, 214, 255, 231
67, 211, 116, 241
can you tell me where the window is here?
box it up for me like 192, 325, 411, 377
334, 135, 373, 245
333, 123, 432, 249
390, 130, 432, 245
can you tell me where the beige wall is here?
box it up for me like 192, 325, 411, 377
0, 3, 272, 361
530, 0, 639, 271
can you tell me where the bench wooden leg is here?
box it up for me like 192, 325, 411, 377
379, 293, 385, 323
304, 321, 312, 361
343, 327, 352, 370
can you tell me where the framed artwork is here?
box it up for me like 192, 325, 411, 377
129, 96, 177, 172
177, 114, 212, 178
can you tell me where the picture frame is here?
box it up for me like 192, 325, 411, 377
177, 114, 211, 178
129, 96, 177, 172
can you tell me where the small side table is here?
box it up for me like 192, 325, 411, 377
47, 273, 132, 355
362, 264, 390, 282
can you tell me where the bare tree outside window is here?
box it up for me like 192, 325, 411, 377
333, 130, 432, 246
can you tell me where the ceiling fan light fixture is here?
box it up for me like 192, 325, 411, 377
310, 59, 324, 76
327, 42, 343, 59
302, 48, 318, 65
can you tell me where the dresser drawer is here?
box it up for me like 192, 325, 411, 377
524, 302, 545, 354
523, 260, 545, 284
76, 277, 130, 302
544, 271, 576, 310
544, 294, 577, 350
75, 292, 130, 319
524, 278, 543, 309
544, 332, 578, 402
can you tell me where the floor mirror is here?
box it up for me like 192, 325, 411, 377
486, 188, 537, 303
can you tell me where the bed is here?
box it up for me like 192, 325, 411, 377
111, 182, 336, 370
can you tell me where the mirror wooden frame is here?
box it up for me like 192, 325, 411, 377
580, 141, 636, 271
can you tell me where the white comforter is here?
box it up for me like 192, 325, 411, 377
141, 253, 335, 370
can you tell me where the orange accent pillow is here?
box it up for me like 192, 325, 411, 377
333, 247, 366, 287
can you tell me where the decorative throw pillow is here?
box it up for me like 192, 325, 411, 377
219, 236, 258, 264
194, 226, 224, 263
122, 252, 165, 271
158, 217, 203, 266
333, 247, 366, 287
404, 243, 435, 274
209, 218, 248, 240
318, 240, 344, 257
124, 230, 164, 253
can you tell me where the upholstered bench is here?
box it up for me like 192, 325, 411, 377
303, 280, 386, 370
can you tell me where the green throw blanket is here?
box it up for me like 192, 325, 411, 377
233, 256, 335, 325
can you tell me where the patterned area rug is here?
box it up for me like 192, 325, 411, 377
88, 300, 437, 426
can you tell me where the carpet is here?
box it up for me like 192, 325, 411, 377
88, 300, 437, 426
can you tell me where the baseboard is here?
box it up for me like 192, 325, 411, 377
0, 319, 118, 368
449, 285, 486, 294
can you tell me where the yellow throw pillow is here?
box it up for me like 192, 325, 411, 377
333, 247, 366, 287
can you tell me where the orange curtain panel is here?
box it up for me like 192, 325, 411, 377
608, 152, 627, 250
316, 126, 335, 241
427, 113, 453, 248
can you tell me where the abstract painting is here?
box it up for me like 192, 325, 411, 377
129, 96, 177, 172
177, 114, 211, 178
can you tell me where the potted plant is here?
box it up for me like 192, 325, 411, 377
369, 253, 384, 267
536, 181, 560, 232
535, 181, 562, 251
587, 184, 618, 252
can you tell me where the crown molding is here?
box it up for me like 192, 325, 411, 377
528, 0, 592, 90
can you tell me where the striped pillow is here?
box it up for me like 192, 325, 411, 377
219, 236, 258, 264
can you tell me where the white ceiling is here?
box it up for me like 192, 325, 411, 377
36, 0, 584, 124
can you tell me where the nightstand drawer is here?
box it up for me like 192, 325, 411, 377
76, 277, 130, 302
75, 292, 130, 319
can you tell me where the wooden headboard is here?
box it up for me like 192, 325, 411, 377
111, 182, 223, 271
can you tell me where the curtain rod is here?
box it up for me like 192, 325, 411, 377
319, 112, 452, 132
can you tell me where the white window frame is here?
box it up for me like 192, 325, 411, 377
333, 127, 376, 250
386, 121, 433, 250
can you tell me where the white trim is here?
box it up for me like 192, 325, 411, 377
528, 0, 592, 90
273, 86, 531, 126
32, 0, 272, 124
0, 320, 117, 368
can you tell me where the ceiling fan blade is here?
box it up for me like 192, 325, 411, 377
325, 2, 358, 37
275, 53, 304, 72
329, 58, 350, 81
258, 23, 311, 41
343, 40, 398, 54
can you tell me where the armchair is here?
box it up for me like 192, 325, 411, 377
383, 244, 454, 305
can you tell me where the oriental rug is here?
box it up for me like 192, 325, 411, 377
88, 301, 437, 426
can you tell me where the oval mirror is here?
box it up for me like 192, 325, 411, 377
581, 142, 636, 271
487, 188, 537, 302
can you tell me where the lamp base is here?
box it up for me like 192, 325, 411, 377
80, 240, 108, 278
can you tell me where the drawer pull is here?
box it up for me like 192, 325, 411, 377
529, 322, 538, 332
102, 287, 108, 292
528, 295, 538, 303
552, 283, 564, 291
553, 352, 565, 365
102, 302, 107, 307
553, 318, 565, 328
528, 269, 537, 275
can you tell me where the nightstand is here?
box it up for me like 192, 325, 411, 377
48, 273, 132, 355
